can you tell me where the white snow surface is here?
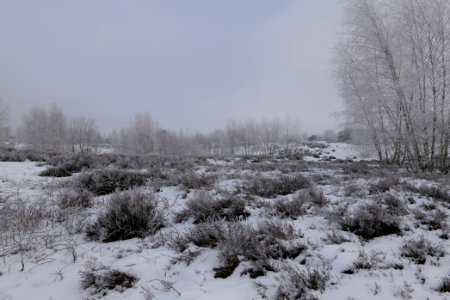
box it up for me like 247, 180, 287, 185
1, 143, 450, 300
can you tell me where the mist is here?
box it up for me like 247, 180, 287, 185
0, 0, 343, 135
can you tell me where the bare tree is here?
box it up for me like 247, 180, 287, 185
0, 99, 9, 145
114, 113, 159, 155
19, 104, 68, 153
68, 116, 99, 154
334, 0, 450, 172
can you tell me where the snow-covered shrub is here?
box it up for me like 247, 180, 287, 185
400, 236, 445, 264
177, 172, 217, 191
57, 188, 93, 209
302, 187, 328, 207
174, 191, 249, 223
272, 187, 326, 219
171, 221, 227, 252
85, 191, 163, 242
173, 220, 305, 278
368, 175, 400, 194
403, 183, 450, 203
276, 263, 330, 300
413, 207, 448, 230
243, 174, 310, 198
80, 262, 137, 295
272, 195, 307, 219
40, 154, 96, 177
337, 202, 402, 240
40, 165, 73, 177
215, 221, 306, 278
77, 169, 148, 196
343, 182, 365, 197
352, 250, 384, 270
0, 147, 49, 162
342, 162, 371, 176
0, 196, 50, 271
323, 230, 350, 245
382, 194, 408, 216
437, 276, 450, 293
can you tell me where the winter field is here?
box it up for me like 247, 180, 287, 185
1, 142, 450, 300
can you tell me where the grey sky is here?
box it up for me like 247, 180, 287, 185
0, 0, 343, 135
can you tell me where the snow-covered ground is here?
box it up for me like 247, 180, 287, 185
1, 143, 450, 299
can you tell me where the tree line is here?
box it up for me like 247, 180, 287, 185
0, 102, 310, 156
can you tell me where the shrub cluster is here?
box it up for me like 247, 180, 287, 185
57, 188, 93, 209
77, 169, 148, 196
404, 183, 450, 203
175, 191, 249, 223
172, 220, 306, 279
368, 176, 400, 194
437, 277, 450, 293
337, 202, 402, 240
382, 194, 408, 216
177, 172, 217, 191
0, 148, 50, 162
40, 155, 96, 177
413, 207, 448, 231
276, 263, 330, 300
273, 195, 307, 220
400, 236, 445, 264
80, 262, 137, 295
85, 191, 164, 242
243, 174, 310, 198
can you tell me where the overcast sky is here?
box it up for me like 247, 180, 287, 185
0, 0, 343, 135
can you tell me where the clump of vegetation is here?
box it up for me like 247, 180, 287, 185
40, 154, 96, 177
272, 195, 307, 220
400, 236, 445, 264
57, 188, 93, 209
403, 183, 450, 203
413, 207, 448, 231
215, 221, 306, 278
368, 176, 400, 194
342, 162, 371, 176
178, 172, 217, 191
80, 262, 138, 296
0, 148, 49, 162
85, 191, 164, 242
175, 191, 249, 223
272, 187, 327, 219
172, 220, 305, 279
352, 250, 384, 270
77, 169, 148, 196
382, 194, 408, 216
172, 221, 227, 252
243, 174, 310, 198
276, 263, 330, 300
343, 182, 365, 197
323, 230, 350, 245
302, 187, 328, 207
337, 202, 402, 240
437, 276, 450, 293
40, 165, 73, 177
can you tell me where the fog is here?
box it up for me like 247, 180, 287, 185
0, 0, 343, 134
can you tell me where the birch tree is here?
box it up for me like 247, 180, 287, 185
334, 0, 450, 172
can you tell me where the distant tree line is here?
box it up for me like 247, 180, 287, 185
16, 104, 101, 154
2, 103, 307, 156
0, 102, 351, 156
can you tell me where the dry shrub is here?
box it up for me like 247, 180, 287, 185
77, 169, 148, 196
80, 262, 137, 296
85, 191, 163, 242
243, 174, 310, 198
175, 191, 249, 223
